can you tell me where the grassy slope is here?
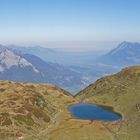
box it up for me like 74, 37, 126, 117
0, 81, 75, 140
1, 66, 140, 140
34, 66, 140, 140
76, 65, 140, 140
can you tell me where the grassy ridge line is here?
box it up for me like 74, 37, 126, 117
0, 81, 75, 140
76, 65, 140, 140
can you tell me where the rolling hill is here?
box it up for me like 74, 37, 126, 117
0, 80, 75, 140
77, 65, 140, 140
0, 66, 140, 140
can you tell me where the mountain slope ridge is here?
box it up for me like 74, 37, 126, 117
96, 42, 140, 67
76, 65, 140, 140
0, 80, 74, 140
0, 44, 89, 93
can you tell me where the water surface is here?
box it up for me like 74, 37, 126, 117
69, 103, 122, 121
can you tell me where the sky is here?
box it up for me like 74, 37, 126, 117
0, 0, 140, 49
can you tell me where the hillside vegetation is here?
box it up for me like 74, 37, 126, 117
0, 81, 74, 140
0, 66, 140, 140
77, 65, 140, 140
36, 66, 140, 140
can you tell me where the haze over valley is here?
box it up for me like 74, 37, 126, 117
0, 41, 140, 94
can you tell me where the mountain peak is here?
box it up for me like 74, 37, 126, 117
0, 47, 39, 73
109, 41, 140, 55
97, 41, 140, 67
119, 41, 140, 47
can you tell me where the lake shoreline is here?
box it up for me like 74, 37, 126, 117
68, 103, 122, 122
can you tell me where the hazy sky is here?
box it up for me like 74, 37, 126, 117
0, 0, 140, 48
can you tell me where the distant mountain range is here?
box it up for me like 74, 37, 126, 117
1, 41, 140, 93
0, 45, 91, 93
8, 44, 103, 66
96, 41, 140, 67
88, 41, 140, 79
10, 42, 140, 69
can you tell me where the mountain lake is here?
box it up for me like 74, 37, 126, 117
69, 103, 122, 121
